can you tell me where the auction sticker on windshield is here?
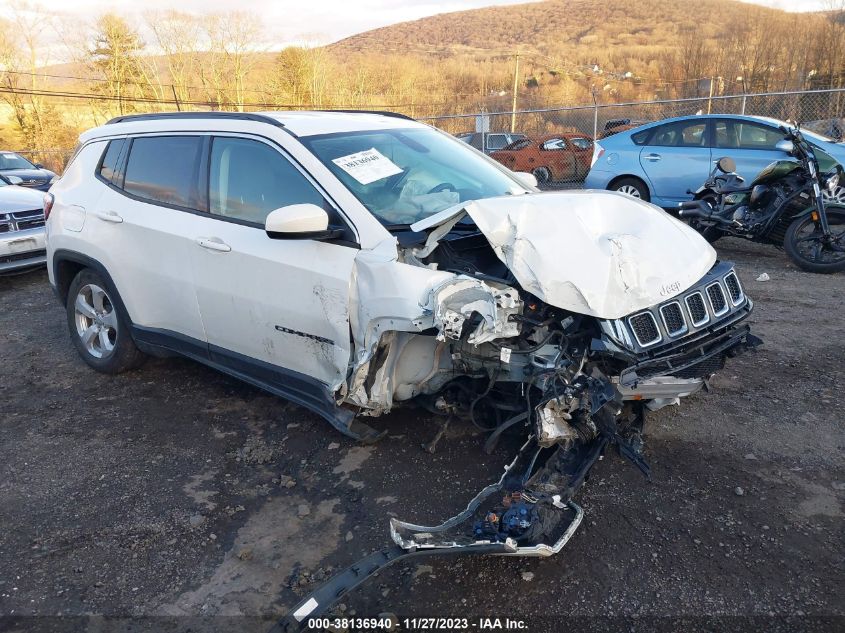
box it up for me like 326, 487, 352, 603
332, 148, 403, 185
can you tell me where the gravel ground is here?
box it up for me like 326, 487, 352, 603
0, 238, 843, 633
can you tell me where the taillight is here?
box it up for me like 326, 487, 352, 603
591, 143, 605, 168
43, 193, 54, 220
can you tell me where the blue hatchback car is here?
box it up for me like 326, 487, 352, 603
585, 114, 845, 208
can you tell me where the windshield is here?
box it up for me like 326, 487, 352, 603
302, 127, 529, 225
0, 152, 35, 170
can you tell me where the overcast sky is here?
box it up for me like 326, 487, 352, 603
13, 0, 828, 47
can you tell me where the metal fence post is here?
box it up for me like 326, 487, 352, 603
741, 95, 747, 115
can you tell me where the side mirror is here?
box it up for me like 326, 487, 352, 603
776, 139, 795, 154
34, 163, 44, 169
265, 204, 341, 240
6, 175, 23, 185
513, 171, 538, 188
717, 157, 736, 173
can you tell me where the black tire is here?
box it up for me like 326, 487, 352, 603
532, 166, 551, 184
783, 207, 845, 274
66, 269, 146, 373
610, 177, 650, 202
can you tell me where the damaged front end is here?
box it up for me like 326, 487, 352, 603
279, 192, 760, 628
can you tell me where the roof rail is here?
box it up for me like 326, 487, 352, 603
318, 109, 416, 121
105, 111, 286, 128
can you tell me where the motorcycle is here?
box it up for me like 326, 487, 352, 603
678, 125, 845, 273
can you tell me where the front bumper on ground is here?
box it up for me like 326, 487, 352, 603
0, 227, 47, 273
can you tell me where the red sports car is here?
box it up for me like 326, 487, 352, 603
491, 133, 594, 184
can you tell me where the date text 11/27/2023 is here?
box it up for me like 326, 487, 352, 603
306, 617, 528, 630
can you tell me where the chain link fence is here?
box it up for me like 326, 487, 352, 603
10, 88, 845, 179
11, 149, 76, 175
422, 88, 845, 188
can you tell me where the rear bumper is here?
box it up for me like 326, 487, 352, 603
583, 168, 615, 189
0, 227, 47, 272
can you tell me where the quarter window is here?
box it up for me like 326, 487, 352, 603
123, 136, 202, 208
98, 139, 125, 184
569, 137, 593, 150
486, 134, 508, 150
631, 129, 652, 145
208, 137, 325, 224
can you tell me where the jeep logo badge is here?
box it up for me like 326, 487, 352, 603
659, 281, 682, 296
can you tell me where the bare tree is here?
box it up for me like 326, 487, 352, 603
201, 12, 262, 111
145, 10, 202, 107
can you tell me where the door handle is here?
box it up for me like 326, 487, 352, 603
195, 237, 231, 253
95, 210, 123, 223
644, 153, 662, 162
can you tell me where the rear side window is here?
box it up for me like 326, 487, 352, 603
98, 139, 125, 183
123, 136, 202, 208
570, 137, 593, 150
631, 129, 651, 145
486, 134, 508, 150
208, 137, 325, 224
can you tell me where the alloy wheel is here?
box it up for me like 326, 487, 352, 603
823, 186, 845, 205
616, 184, 642, 198
74, 283, 118, 359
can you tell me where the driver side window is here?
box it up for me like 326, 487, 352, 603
209, 137, 326, 224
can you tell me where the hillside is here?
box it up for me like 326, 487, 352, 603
330, 0, 835, 100
331, 0, 786, 58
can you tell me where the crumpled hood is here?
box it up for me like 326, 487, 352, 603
416, 190, 717, 320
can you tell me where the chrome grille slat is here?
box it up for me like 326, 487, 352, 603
628, 311, 661, 347
724, 272, 743, 305
684, 292, 709, 326
659, 301, 687, 336
706, 282, 729, 317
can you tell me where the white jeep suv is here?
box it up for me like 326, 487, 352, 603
47, 111, 758, 561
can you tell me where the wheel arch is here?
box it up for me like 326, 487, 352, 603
52, 250, 133, 324
607, 174, 650, 195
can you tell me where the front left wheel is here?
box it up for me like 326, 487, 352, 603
66, 269, 146, 373
783, 208, 845, 274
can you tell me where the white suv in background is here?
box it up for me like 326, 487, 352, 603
47, 111, 756, 448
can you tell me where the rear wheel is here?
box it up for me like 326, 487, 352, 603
66, 269, 146, 373
783, 207, 845, 273
610, 177, 650, 202
532, 166, 551, 184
